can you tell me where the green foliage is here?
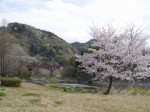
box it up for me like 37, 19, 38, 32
90, 46, 100, 50
71, 42, 88, 54
9, 23, 27, 33
18, 67, 31, 79
68, 57, 76, 65
62, 57, 93, 83
68, 57, 81, 67
87, 80, 93, 86
23, 92, 40, 97
8, 22, 78, 65
61, 66, 77, 78
0, 77, 21, 87
0, 87, 6, 97
86, 46, 100, 54
0, 91, 6, 97
55, 55, 67, 64
64, 87, 97, 94
128, 87, 150, 95
71, 39, 96, 54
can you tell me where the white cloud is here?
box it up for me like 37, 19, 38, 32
0, 0, 150, 43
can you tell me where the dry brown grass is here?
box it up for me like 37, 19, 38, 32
0, 83, 150, 112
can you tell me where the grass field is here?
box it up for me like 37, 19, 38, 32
0, 83, 150, 112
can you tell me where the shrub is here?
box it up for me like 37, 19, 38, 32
61, 66, 76, 78
18, 67, 32, 79
0, 77, 21, 87
87, 80, 93, 86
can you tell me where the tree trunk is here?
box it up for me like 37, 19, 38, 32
49, 67, 54, 77
0, 26, 11, 77
104, 76, 113, 95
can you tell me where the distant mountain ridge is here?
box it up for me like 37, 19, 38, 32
71, 39, 96, 54
7, 22, 78, 64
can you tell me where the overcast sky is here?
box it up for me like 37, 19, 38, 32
1, 0, 150, 43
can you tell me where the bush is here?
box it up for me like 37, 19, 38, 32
18, 67, 32, 79
87, 80, 93, 86
0, 77, 21, 87
61, 66, 76, 78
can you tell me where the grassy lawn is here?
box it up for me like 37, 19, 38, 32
0, 83, 150, 112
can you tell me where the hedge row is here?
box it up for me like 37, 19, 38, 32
0, 77, 21, 87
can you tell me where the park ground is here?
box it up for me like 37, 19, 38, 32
0, 83, 150, 112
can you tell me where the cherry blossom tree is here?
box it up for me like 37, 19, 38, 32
76, 24, 150, 94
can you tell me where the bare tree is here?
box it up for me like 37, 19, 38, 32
0, 20, 12, 77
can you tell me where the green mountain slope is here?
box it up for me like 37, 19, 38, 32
71, 39, 96, 54
7, 22, 78, 64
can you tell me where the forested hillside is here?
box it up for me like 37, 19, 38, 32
71, 39, 96, 54
7, 22, 78, 64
